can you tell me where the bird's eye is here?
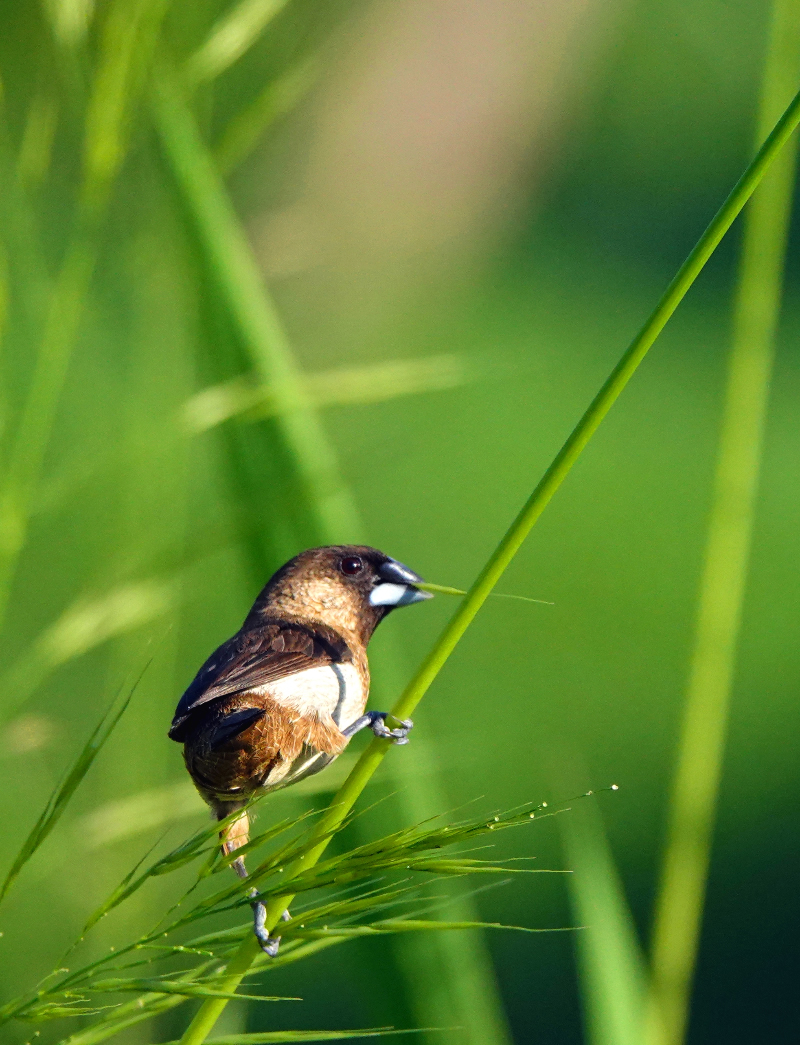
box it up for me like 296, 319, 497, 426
340, 555, 364, 576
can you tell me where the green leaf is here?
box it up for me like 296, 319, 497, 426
185, 0, 292, 87
0, 677, 138, 904
89, 978, 294, 1003
560, 805, 646, 1045
172, 1029, 427, 1043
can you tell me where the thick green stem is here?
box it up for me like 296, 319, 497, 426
646, 6, 800, 1045
177, 77, 800, 1045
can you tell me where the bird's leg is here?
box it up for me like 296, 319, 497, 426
219, 805, 285, 956
342, 711, 413, 745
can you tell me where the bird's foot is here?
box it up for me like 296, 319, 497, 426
345, 711, 413, 745
250, 892, 290, 957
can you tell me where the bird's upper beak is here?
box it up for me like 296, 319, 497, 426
369, 558, 434, 607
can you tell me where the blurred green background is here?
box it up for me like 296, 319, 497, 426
0, 0, 798, 1043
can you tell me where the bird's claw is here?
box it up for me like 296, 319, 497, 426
252, 896, 289, 957
370, 712, 413, 745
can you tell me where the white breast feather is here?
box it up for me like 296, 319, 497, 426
255, 663, 366, 731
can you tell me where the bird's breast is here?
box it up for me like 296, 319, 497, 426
252, 662, 367, 731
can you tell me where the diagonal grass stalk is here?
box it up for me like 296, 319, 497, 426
152, 62, 512, 1045
646, 5, 800, 1044
176, 69, 800, 1045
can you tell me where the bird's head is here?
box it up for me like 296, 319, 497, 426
250, 545, 433, 645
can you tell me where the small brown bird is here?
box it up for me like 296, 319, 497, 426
169, 545, 432, 953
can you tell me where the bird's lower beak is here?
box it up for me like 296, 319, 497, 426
369, 558, 434, 607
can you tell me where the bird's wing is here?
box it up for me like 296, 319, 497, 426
168, 619, 352, 741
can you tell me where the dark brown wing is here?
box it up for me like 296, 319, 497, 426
168, 619, 352, 742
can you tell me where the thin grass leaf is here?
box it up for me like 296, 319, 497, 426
416, 582, 552, 606
80, 0, 170, 215
78, 781, 203, 850
21, 1002, 110, 1023
212, 806, 322, 874
45, 0, 96, 48
0, 119, 51, 344
214, 55, 318, 175
281, 918, 565, 941
647, 4, 800, 1044
183, 1030, 427, 1043
561, 805, 646, 1045
88, 979, 292, 1003
78, 795, 273, 933
17, 92, 59, 190
53, 987, 200, 1045
180, 356, 469, 435
248, 936, 351, 971
0, 580, 173, 721
0, 675, 138, 904
185, 0, 291, 87
56, 995, 187, 1044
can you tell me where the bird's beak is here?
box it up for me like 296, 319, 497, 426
370, 558, 434, 607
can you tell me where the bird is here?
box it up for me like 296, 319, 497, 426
168, 544, 432, 954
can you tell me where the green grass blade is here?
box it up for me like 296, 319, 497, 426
561, 805, 646, 1045
416, 582, 552, 605
214, 54, 318, 175
0, 103, 52, 343
0, 238, 94, 624
181, 355, 469, 434
281, 920, 565, 941
0, 580, 173, 722
646, 6, 800, 1045
56, 992, 193, 1044
44, 0, 97, 49
16, 91, 58, 191
184, 1032, 426, 1044
88, 979, 290, 1002
175, 70, 800, 1045
185, 0, 291, 87
0, 676, 138, 904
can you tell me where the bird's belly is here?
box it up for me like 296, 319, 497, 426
188, 663, 367, 802
256, 662, 366, 731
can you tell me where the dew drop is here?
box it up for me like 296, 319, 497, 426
611, 784, 619, 790
541, 801, 548, 808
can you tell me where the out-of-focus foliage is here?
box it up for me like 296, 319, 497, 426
0, 1, 798, 1044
